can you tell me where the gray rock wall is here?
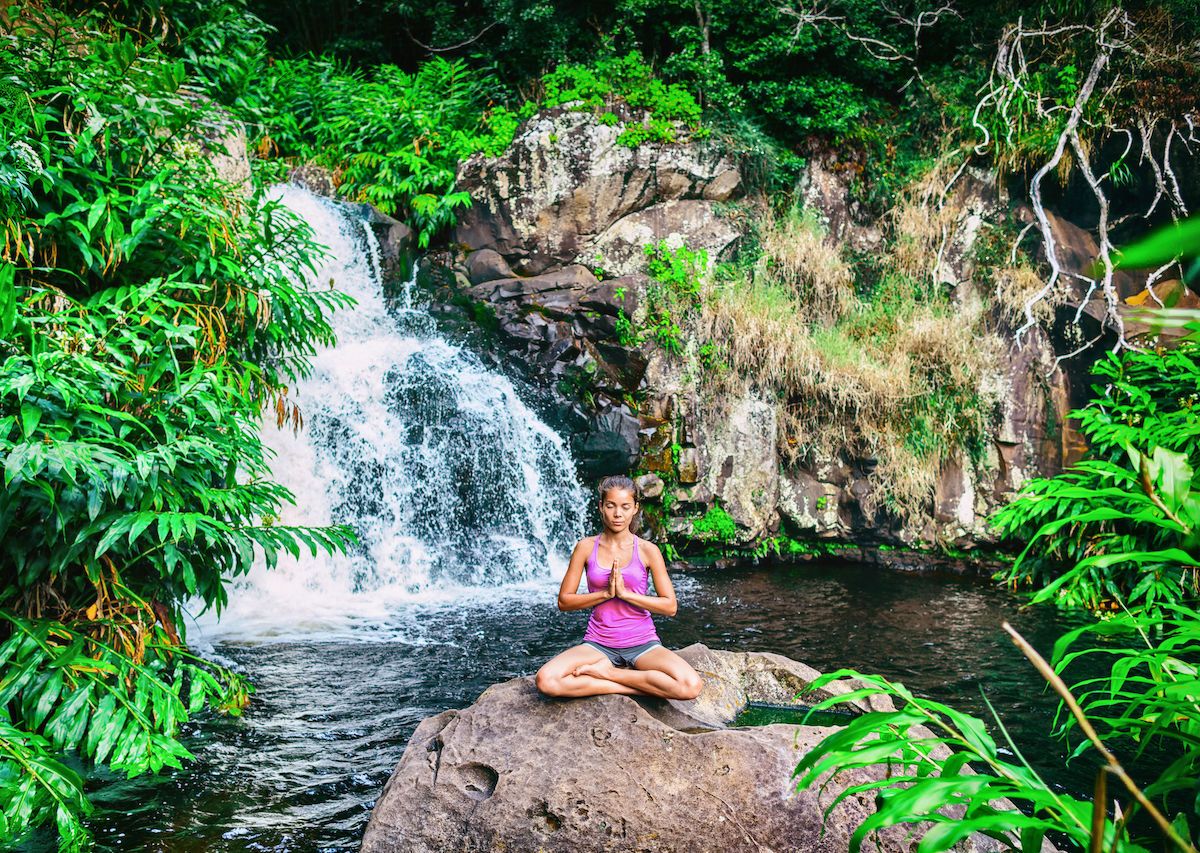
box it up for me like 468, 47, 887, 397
420, 110, 1090, 555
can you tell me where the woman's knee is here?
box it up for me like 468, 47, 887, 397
674, 672, 703, 700
535, 667, 563, 696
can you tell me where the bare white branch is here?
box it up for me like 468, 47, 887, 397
1016, 29, 1116, 345
1163, 122, 1190, 217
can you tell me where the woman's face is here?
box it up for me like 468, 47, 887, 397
599, 488, 638, 534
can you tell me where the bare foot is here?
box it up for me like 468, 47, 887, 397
573, 660, 617, 680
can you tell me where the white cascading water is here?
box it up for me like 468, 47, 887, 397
194, 185, 588, 641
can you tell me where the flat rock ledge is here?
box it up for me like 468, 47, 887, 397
361, 645, 1009, 853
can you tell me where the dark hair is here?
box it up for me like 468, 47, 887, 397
597, 475, 639, 503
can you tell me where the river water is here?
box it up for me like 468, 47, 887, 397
82, 564, 1080, 853
70, 186, 1085, 852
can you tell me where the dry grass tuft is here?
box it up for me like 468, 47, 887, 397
889, 162, 968, 283
755, 207, 856, 324
992, 264, 1061, 325
696, 187, 1003, 521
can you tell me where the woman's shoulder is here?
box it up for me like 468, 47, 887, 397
635, 536, 663, 564
573, 535, 600, 553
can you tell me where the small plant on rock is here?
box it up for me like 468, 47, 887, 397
692, 503, 737, 543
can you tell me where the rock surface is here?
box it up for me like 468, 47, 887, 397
421, 108, 1114, 554
431, 108, 747, 484
361, 645, 1005, 853
260, 102, 1122, 557
455, 108, 742, 276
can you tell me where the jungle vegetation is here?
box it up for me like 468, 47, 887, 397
2, 0, 1199, 849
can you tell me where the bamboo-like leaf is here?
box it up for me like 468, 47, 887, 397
1113, 217, 1200, 270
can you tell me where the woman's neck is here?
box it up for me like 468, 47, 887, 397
599, 531, 635, 547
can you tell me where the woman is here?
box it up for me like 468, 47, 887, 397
535, 476, 704, 700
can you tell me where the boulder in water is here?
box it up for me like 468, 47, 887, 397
360, 645, 1009, 853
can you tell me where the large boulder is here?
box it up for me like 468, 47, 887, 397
361, 645, 1005, 853
455, 108, 742, 276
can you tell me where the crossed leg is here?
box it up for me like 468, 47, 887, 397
536, 645, 643, 697
536, 644, 703, 700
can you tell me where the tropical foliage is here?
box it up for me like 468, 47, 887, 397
6, 0, 1200, 848
539, 51, 706, 146
992, 342, 1200, 613
239, 55, 518, 246
0, 3, 353, 847
792, 324, 1200, 850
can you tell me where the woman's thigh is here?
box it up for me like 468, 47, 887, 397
633, 645, 700, 680
538, 643, 607, 677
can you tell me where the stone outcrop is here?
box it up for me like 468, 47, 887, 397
422, 108, 1111, 555
455, 108, 741, 277
429, 108, 744, 481
361, 645, 1006, 853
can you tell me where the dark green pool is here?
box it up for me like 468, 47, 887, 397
57, 560, 1093, 853
731, 702, 858, 729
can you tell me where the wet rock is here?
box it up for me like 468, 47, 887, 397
677, 446, 700, 484
490, 264, 600, 303
575, 422, 639, 481
465, 248, 515, 285
360, 206, 413, 285
797, 149, 883, 253
579, 273, 642, 317
361, 645, 1011, 853
634, 472, 664, 499
288, 163, 337, 198
700, 396, 779, 543
589, 199, 740, 277
778, 468, 840, 534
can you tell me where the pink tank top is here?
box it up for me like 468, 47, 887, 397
583, 535, 659, 647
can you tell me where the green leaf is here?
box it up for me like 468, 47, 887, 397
1113, 217, 1200, 270
0, 262, 15, 337
19, 402, 41, 438
1151, 446, 1193, 513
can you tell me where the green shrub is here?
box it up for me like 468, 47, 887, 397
239, 56, 517, 247
540, 52, 706, 147
992, 340, 1200, 614
615, 309, 638, 346
692, 503, 737, 543
0, 5, 354, 847
641, 240, 708, 354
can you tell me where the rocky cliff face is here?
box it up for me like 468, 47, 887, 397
419, 110, 1102, 557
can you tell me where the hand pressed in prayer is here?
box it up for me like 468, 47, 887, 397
612, 564, 628, 599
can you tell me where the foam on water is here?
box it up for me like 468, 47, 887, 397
193, 185, 588, 643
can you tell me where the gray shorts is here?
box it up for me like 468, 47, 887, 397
584, 639, 663, 668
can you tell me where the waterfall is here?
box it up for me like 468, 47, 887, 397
196, 185, 589, 641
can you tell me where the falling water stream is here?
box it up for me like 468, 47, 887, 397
66, 186, 1084, 853
197, 185, 590, 641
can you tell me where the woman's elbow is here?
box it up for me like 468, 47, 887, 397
556, 595, 572, 612
664, 600, 678, 617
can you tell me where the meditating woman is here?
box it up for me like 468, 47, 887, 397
535, 475, 704, 700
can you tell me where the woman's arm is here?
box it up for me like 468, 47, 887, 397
557, 538, 613, 611
615, 542, 678, 617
